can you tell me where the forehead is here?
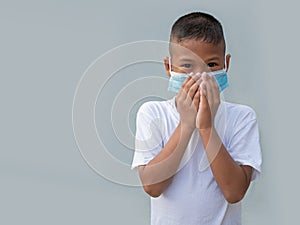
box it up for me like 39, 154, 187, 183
170, 39, 224, 62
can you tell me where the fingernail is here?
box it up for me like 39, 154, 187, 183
202, 72, 208, 79
196, 72, 201, 77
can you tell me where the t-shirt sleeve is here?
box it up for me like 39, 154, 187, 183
131, 103, 164, 171
227, 108, 262, 181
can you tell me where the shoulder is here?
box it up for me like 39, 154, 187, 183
138, 97, 175, 116
223, 101, 257, 121
219, 101, 258, 131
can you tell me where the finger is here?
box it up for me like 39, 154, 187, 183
200, 72, 208, 95
206, 75, 214, 102
187, 80, 200, 103
200, 87, 209, 111
177, 85, 187, 101
192, 88, 200, 110
183, 72, 202, 102
191, 72, 202, 81
180, 75, 192, 92
207, 73, 220, 108
202, 73, 213, 107
186, 72, 201, 89
200, 81, 207, 97
210, 74, 220, 101
178, 76, 192, 98
182, 76, 197, 99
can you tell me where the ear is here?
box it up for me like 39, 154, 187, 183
164, 56, 171, 77
225, 54, 231, 72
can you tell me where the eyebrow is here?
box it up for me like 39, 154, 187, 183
206, 56, 221, 61
178, 57, 195, 62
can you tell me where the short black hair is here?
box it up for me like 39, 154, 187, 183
170, 12, 225, 51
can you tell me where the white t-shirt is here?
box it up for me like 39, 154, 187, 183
132, 96, 262, 225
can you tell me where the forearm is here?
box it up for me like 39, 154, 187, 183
139, 122, 194, 197
199, 128, 251, 203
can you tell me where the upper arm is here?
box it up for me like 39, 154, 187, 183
131, 103, 164, 170
240, 165, 253, 188
137, 164, 149, 186
138, 165, 146, 176
227, 107, 262, 181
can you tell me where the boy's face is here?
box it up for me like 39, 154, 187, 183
164, 39, 231, 76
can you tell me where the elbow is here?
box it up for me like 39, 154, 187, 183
138, 165, 167, 198
143, 185, 162, 198
223, 191, 245, 204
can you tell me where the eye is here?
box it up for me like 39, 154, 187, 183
207, 62, 218, 68
181, 64, 192, 68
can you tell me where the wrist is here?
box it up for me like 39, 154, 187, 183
198, 127, 222, 150
180, 121, 195, 133
197, 126, 215, 136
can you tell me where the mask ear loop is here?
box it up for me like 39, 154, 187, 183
168, 57, 172, 73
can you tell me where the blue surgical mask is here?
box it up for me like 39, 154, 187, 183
168, 59, 229, 93
167, 71, 189, 93
209, 69, 229, 92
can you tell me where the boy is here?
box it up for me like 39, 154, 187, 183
132, 12, 262, 225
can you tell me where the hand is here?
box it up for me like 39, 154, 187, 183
196, 72, 220, 130
176, 73, 201, 130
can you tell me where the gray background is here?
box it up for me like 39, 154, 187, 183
1, 0, 299, 224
